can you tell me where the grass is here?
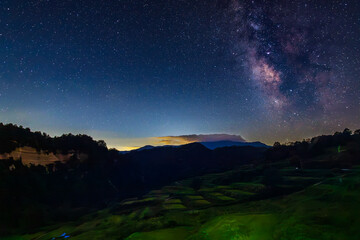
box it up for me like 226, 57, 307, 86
222, 189, 255, 199
163, 204, 187, 210
124, 227, 193, 240
230, 182, 266, 193
206, 192, 236, 201
188, 214, 277, 240
186, 195, 204, 200
192, 199, 211, 206
164, 198, 182, 204
161, 186, 196, 195
122, 197, 157, 205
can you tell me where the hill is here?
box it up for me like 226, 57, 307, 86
0, 123, 267, 235
1, 124, 360, 238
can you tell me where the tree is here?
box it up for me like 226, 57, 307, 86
343, 128, 352, 136
97, 140, 107, 148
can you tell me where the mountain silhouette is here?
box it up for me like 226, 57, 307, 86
200, 140, 269, 149
121, 140, 268, 154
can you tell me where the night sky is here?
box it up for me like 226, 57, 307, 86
1, 0, 359, 150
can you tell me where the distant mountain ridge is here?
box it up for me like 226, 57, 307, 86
121, 140, 269, 153
200, 141, 269, 150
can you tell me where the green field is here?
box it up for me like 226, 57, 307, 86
6, 162, 360, 240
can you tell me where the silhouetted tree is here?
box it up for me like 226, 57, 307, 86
343, 128, 352, 136
273, 142, 281, 147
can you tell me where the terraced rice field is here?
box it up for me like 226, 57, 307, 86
6, 164, 360, 240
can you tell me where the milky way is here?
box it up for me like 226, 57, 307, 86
223, 0, 359, 131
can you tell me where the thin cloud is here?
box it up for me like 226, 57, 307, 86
155, 134, 246, 145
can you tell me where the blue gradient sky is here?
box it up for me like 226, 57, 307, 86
1, 0, 359, 149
